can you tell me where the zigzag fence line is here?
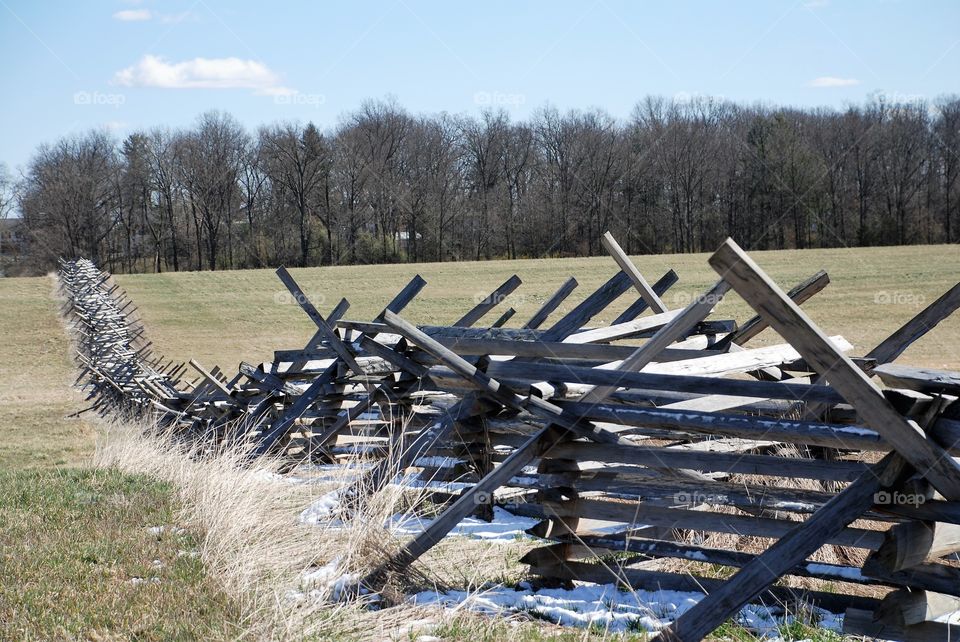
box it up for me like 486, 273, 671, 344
58, 234, 960, 641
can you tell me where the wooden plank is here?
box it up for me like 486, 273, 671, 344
483, 360, 846, 405
875, 590, 960, 626
428, 336, 722, 362
539, 497, 887, 549
861, 556, 960, 596
873, 364, 960, 396
601, 231, 668, 313
553, 400, 887, 451
844, 607, 960, 641
490, 307, 515, 328
533, 476, 857, 518
541, 271, 633, 341
612, 270, 679, 324
327, 297, 351, 324
522, 277, 578, 329
419, 325, 543, 341
563, 309, 684, 344
533, 560, 880, 615
709, 238, 960, 500
358, 336, 429, 378
873, 520, 960, 571
238, 361, 299, 396
543, 441, 867, 481
524, 538, 882, 586
867, 281, 960, 364
655, 453, 908, 642
453, 274, 522, 327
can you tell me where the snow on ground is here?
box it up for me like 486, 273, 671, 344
285, 557, 362, 603
289, 465, 868, 637
299, 490, 342, 524
388, 506, 540, 541
410, 581, 844, 637
299, 490, 540, 543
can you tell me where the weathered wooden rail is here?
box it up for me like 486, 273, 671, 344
59, 234, 960, 641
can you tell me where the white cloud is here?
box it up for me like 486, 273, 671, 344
113, 55, 292, 95
113, 9, 153, 21
809, 76, 861, 88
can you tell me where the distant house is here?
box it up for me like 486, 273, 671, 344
394, 230, 422, 251
0, 218, 25, 262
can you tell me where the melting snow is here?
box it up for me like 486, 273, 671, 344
412, 456, 465, 468
388, 506, 539, 541
286, 557, 360, 602
299, 490, 342, 524
410, 582, 844, 636
804, 563, 864, 581
145, 525, 185, 536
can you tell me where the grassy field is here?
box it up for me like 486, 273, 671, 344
1, 244, 959, 640
116, 244, 960, 373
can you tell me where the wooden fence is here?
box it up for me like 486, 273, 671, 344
59, 233, 960, 641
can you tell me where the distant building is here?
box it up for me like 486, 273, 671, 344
0, 218, 26, 273
394, 229, 422, 251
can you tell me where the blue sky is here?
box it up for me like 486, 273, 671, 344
1, 0, 957, 175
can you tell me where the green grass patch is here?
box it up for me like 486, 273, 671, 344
0, 467, 242, 641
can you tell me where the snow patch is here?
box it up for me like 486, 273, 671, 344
299, 490, 341, 524
410, 582, 844, 636
146, 525, 185, 536
413, 456, 465, 468
286, 557, 361, 602
389, 507, 539, 542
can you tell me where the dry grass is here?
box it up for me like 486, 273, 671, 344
87, 420, 640, 640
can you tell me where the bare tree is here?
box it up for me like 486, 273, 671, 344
259, 122, 331, 266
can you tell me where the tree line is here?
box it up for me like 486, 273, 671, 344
9, 94, 960, 276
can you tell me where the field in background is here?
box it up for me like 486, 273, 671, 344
1, 244, 959, 640
117, 244, 960, 374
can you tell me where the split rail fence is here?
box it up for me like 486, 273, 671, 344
59, 233, 960, 641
